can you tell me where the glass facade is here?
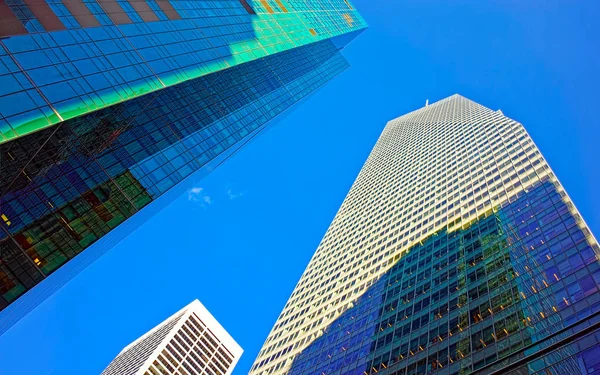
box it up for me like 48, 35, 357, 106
251, 95, 600, 375
0, 0, 366, 333
0, 0, 366, 142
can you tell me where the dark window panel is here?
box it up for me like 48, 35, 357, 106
0, 1, 28, 37
154, 0, 180, 20
96, 0, 133, 24
124, 0, 159, 22
238, 0, 255, 15
21, 0, 66, 31
60, 0, 100, 27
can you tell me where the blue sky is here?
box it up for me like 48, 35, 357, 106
1, 1, 600, 374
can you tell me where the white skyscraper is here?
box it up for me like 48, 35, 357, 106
250, 95, 600, 375
102, 300, 242, 375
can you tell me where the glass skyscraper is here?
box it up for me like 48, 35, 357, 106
0, 0, 366, 332
251, 95, 600, 375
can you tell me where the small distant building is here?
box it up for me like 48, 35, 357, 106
102, 300, 242, 375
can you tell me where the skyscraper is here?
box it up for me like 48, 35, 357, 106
251, 95, 600, 375
0, 0, 366, 331
101, 299, 242, 375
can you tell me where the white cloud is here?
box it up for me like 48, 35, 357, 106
188, 187, 212, 206
226, 188, 244, 200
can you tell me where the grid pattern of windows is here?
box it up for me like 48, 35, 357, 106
147, 313, 235, 375
102, 299, 242, 375
0, 0, 366, 142
250, 95, 600, 375
102, 311, 186, 375
0, 39, 352, 333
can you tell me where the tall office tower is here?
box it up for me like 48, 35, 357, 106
101, 299, 242, 375
0, 0, 366, 331
250, 95, 600, 375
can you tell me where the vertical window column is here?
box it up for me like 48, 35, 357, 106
0, 1, 27, 37
96, 0, 132, 24
60, 0, 100, 27
21, 0, 66, 31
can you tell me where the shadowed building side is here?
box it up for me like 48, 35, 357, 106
0, 38, 360, 333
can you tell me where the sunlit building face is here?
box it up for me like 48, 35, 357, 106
251, 95, 600, 375
101, 299, 243, 375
